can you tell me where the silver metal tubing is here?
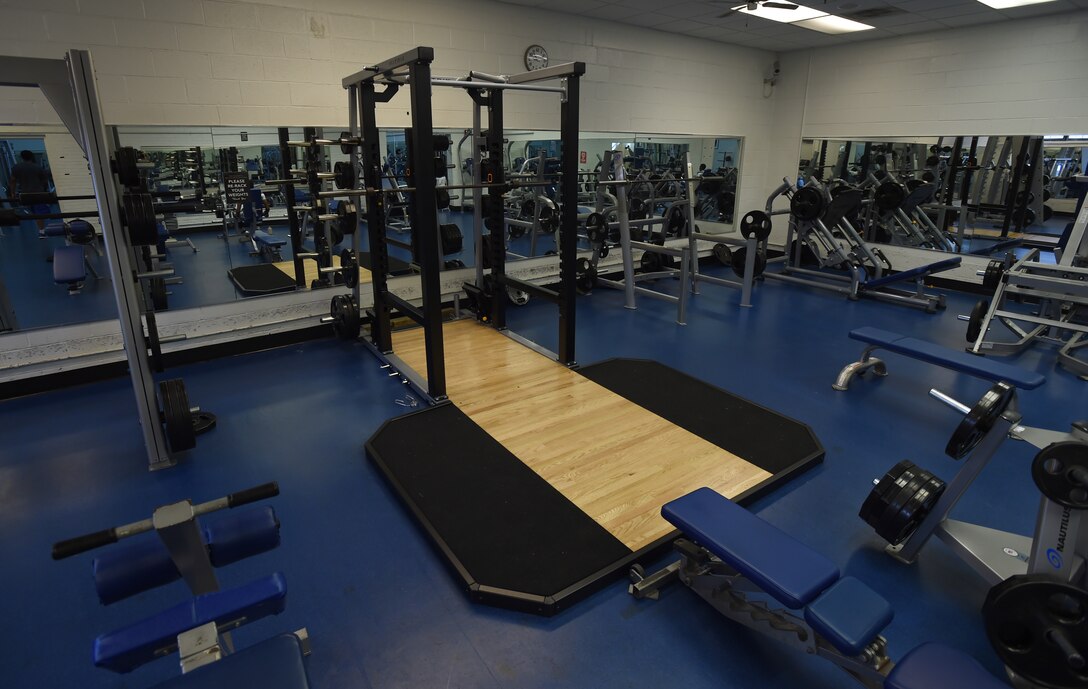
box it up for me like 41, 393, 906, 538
465, 70, 506, 83
136, 269, 175, 280
929, 389, 972, 415
431, 79, 564, 94
296, 252, 319, 259
631, 240, 684, 257
159, 334, 187, 344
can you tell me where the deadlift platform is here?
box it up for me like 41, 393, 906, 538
366, 320, 824, 615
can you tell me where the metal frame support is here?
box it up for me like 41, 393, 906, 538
277, 127, 305, 287
557, 70, 581, 366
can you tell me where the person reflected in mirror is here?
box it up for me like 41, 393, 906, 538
8, 150, 53, 233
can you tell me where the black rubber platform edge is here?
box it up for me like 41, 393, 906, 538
227, 263, 299, 295
366, 358, 824, 616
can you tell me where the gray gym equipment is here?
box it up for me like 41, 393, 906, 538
965, 190, 1088, 378
876, 386, 1087, 588
0, 50, 177, 469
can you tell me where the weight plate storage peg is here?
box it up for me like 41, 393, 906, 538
946, 381, 1016, 459
1031, 441, 1088, 510
159, 378, 196, 453
329, 294, 361, 340
790, 185, 824, 221
983, 574, 1088, 689
713, 243, 732, 266
739, 210, 772, 241
859, 460, 946, 546
340, 249, 359, 288
966, 299, 989, 342
730, 247, 766, 278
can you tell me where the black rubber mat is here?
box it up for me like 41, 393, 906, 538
366, 358, 823, 615
579, 359, 823, 475
358, 252, 412, 275
228, 264, 297, 295
367, 403, 631, 613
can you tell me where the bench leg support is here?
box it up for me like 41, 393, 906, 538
834, 347, 887, 391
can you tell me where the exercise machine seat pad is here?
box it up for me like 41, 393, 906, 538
253, 230, 287, 248
862, 256, 960, 289
886, 643, 1007, 689
152, 633, 310, 689
662, 488, 840, 609
803, 576, 893, 656
849, 327, 1046, 389
204, 506, 281, 567
53, 245, 86, 284
94, 507, 281, 605
94, 572, 287, 673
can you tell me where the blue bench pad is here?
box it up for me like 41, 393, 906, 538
94, 506, 280, 605
662, 488, 840, 609
53, 245, 86, 284
804, 576, 893, 656
849, 326, 1046, 389
153, 633, 309, 689
94, 572, 287, 673
863, 256, 960, 289
887, 643, 1007, 689
253, 230, 288, 247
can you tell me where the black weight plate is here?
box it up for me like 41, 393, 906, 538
790, 186, 824, 221
983, 259, 1005, 291
339, 131, 354, 155
730, 247, 766, 278
159, 378, 196, 453
333, 161, 356, 190
337, 201, 358, 236
509, 224, 526, 239
436, 188, 451, 210
875, 466, 943, 545
115, 147, 141, 188
984, 574, 1088, 689
946, 381, 1016, 459
585, 212, 605, 243
740, 210, 772, 241
576, 273, 595, 293
599, 244, 609, 259
859, 461, 915, 528
875, 181, 906, 212
124, 193, 158, 246
1016, 190, 1036, 206
640, 251, 662, 273
789, 239, 819, 267
1032, 441, 1088, 510
330, 294, 360, 340
967, 299, 989, 342
340, 249, 359, 288
192, 411, 217, 436
921, 170, 936, 183
150, 277, 168, 312
713, 243, 732, 266
666, 205, 687, 236
629, 197, 647, 221
576, 257, 591, 275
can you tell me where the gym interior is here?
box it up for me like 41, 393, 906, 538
1, 1, 1087, 688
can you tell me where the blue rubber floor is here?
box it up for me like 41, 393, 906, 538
1, 266, 1083, 688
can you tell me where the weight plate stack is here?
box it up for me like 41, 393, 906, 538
333, 161, 356, 190
730, 247, 766, 278
150, 277, 168, 312
859, 460, 946, 546
340, 249, 359, 288
329, 294, 361, 340
946, 381, 1016, 459
123, 193, 158, 246
337, 202, 358, 236
982, 259, 1006, 291
1031, 441, 1088, 510
159, 378, 196, 453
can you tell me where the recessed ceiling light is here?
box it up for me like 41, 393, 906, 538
792, 14, 875, 33
736, 3, 828, 23
976, 0, 1058, 8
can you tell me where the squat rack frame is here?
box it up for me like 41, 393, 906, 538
341, 47, 585, 401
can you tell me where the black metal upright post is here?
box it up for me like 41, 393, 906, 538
837, 141, 852, 181
278, 128, 305, 287
557, 73, 580, 366
941, 137, 964, 234
1003, 136, 1032, 237
816, 140, 828, 182
407, 56, 446, 400
486, 90, 507, 329
360, 83, 393, 352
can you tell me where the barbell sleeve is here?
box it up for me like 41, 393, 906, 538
929, 389, 972, 415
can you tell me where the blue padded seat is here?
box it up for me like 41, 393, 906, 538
887, 643, 1008, 689
93, 573, 287, 673
253, 230, 287, 248
53, 245, 86, 285
849, 327, 1046, 389
804, 576, 894, 656
153, 633, 310, 689
661, 488, 839, 609
94, 506, 280, 605
863, 256, 960, 289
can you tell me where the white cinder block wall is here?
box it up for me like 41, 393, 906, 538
0, 0, 780, 224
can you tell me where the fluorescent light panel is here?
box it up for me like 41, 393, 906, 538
734, 3, 874, 34
976, 0, 1058, 8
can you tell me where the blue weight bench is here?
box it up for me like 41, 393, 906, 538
631, 488, 1007, 689
834, 326, 1046, 391
251, 229, 288, 261
54, 245, 87, 293
861, 256, 960, 291
94, 572, 309, 689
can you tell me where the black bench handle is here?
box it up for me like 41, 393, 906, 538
52, 529, 117, 560
227, 482, 280, 508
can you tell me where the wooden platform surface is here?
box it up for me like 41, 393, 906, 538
391, 320, 771, 551
272, 253, 374, 287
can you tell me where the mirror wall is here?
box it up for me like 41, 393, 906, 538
798, 135, 1086, 257
0, 125, 743, 334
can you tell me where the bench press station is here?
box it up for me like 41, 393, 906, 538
834, 326, 1047, 391
628, 487, 1008, 689
52, 482, 311, 688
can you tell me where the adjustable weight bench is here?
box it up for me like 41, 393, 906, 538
630, 488, 1007, 689
834, 326, 1046, 391
252, 229, 288, 262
